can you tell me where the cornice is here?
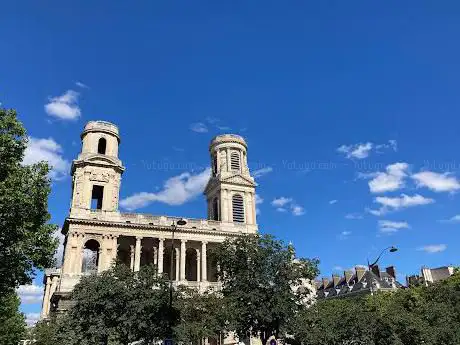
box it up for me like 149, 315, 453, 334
64, 217, 248, 238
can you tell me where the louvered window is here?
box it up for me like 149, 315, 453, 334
232, 194, 245, 223
231, 152, 240, 171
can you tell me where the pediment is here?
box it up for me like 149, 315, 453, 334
221, 174, 256, 187
204, 174, 256, 194
72, 154, 125, 174
85, 155, 121, 166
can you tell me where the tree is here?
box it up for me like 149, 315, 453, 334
213, 234, 320, 345
291, 272, 460, 345
174, 287, 229, 343
30, 319, 59, 345
0, 291, 26, 345
0, 108, 58, 294
56, 264, 176, 345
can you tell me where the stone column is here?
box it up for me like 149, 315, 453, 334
180, 240, 187, 281
41, 277, 51, 319
226, 148, 230, 172
201, 241, 207, 282
129, 245, 135, 271
97, 247, 104, 273
134, 237, 142, 272
48, 276, 59, 315
175, 248, 180, 281
196, 248, 201, 282
158, 238, 164, 274
153, 246, 158, 266
111, 236, 118, 265
222, 189, 229, 222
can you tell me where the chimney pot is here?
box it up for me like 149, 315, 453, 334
370, 264, 381, 278
332, 274, 340, 287
322, 278, 329, 289
355, 266, 366, 281
386, 266, 396, 279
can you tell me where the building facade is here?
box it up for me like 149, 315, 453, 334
41, 120, 259, 319
406, 265, 455, 287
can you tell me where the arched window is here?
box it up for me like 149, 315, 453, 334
232, 194, 245, 223
81, 239, 100, 274
212, 197, 219, 221
97, 137, 107, 154
230, 151, 240, 171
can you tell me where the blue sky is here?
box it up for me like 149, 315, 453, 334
2, 1, 460, 324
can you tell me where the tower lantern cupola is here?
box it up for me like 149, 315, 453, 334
70, 121, 125, 216
204, 134, 257, 225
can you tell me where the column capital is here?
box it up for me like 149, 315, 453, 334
202, 240, 208, 245
136, 236, 143, 241
181, 239, 188, 243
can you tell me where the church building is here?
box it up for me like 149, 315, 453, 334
41, 120, 259, 319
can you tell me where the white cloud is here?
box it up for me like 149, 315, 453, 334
329, 199, 338, 205
338, 230, 352, 240
412, 171, 460, 193
25, 312, 41, 326
45, 90, 81, 120
271, 197, 304, 216
376, 140, 398, 152
379, 220, 410, 233
54, 227, 65, 266
291, 204, 305, 216
120, 168, 211, 210
367, 194, 435, 216
17, 284, 44, 305
255, 194, 263, 215
418, 244, 447, 253
367, 162, 409, 193
75, 81, 88, 88
190, 122, 208, 133
440, 214, 460, 223
253, 167, 273, 178
271, 197, 292, 207
337, 142, 373, 159
23, 137, 70, 180
216, 125, 231, 131
345, 213, 363, 220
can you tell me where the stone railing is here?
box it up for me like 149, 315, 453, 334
75, 209, 258, 234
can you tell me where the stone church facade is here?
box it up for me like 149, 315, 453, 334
41, 120, 259, 321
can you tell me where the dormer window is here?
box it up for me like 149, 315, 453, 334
98, 138, 107, 155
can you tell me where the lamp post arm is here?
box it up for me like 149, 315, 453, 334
368, 246, 394, 269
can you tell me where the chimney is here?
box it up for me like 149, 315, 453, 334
332, 274, 340, 287
355, 266, 366, 281
386, 266, 396, 279
344, 270, 353, 284
371, 264, 381, 278
322, 277, 329, 289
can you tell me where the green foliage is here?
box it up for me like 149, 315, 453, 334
213, 234, 320, 344
30, 319, 59, 345
291, 271, 460, 345
174, 287, 229, 343
0, 291, 26, 345
56, 264, 177, 345
0, 108, 58, 294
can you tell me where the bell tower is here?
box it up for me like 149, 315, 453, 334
70, 121, 125, 216
204, 134, 257, 225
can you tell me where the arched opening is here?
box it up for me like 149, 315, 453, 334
230, 151, 240, 171
81, 239, 100, 274
97, 137, 107, 155
212, 197, 219, 221
232, 194, 245, 223
185, 248, 198, 281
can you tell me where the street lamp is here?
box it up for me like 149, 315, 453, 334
167, 218, 187, 342
367, 246, 398, 270
367, 246, 398, 295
